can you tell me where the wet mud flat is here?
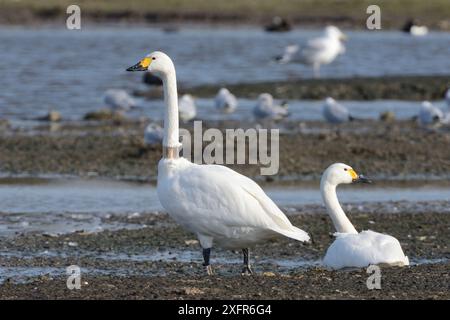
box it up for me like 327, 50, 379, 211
0, 207, 448, 299
0, 120, 449, 182
187, 75, 450, 101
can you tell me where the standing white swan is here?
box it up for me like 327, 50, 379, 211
321, 163, 409, 269
276, 26, 347, 77
215, 88, 238, 113
253, 93, 289, 121
127, 52, 309, 274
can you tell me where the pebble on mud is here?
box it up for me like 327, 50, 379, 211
380, 111, 396, 122
83, 109, 126, 122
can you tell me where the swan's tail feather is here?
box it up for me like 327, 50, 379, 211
272, 226, 310, 242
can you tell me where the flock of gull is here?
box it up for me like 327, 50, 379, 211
103, 25, 450, 150
118, 50, 414, 273
105, 83, 450, 147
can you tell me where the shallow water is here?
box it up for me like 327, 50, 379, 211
1, 27, 449, 123
0, 178, 449, 236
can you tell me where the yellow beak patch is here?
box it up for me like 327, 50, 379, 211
349, 169, 358, 180
140, 57, 151, 69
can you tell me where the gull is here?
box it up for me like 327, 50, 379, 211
322, 97, 353, 124
253, 93, 289, 121
275, 26, 347, 77
103, 89, 136, 111
215, 88, 238, 113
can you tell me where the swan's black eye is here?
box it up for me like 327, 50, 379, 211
152, 57, 156, 60
344, 168, 348, 171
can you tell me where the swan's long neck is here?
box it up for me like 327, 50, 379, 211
320, 180, 358, 234
161, 69, 181, 158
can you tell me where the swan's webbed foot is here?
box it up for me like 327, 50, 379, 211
241, 265, 253, 275
241, 248, 254, 275
202, 248, 214, 275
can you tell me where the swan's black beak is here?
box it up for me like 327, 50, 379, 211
127, 57, 151, 72
353, 174, 372, 184
126, 61, 147, 72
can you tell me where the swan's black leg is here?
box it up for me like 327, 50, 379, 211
241, 248, 253, 275
202, 248, 214, 275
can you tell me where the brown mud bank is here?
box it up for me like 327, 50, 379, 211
0, 120, 449, 182
186, 75, 450, 101
1, 0, 450, 31
1, 264, 448, 300
0, 210, 448, 299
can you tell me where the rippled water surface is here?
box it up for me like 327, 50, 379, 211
0, 178, 449, 236
1, 27, 449, 122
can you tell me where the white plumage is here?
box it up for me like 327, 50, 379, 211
402, 20, 428, 36
320, 163, 409, 269
178, 94, 197, 122
418, 101, 444, 126
144, 123, 164, 146
409, 25, 428, 36
324, 230, 410, 269
215, 88, 238, 113
322, 97, 352, 124
157, 160, 310, 249
103, 89, 136, 111
276, 26, 347, 77
253, 93, 289, 121
127, 51, 309, 274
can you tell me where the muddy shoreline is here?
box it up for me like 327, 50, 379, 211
185, 75, 450, 101
1, 120, 449, 183
0, 208, 448, 299
1, 5, 450, 32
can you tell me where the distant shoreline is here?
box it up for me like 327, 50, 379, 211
1, 16, 449, 31
186, 75, 450, 101
1, 0, 450, 31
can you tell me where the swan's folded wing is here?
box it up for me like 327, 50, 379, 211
200, 165, 310, 242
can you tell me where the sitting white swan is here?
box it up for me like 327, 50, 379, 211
144, 122, 164, 146
127, 52, 309, 274
215, 88, 238, 113
178, 94, 197, 122
276, 26, 347, 77
253, 93, 289, 121
103, 89, 136, 111
418, 101, 444, 127
322, 97, 353, 124
321, 163, 409, 269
